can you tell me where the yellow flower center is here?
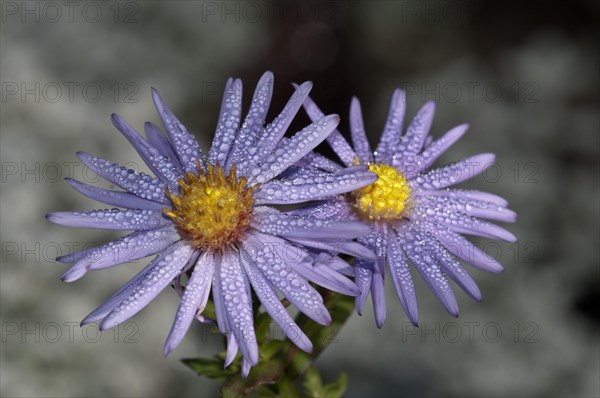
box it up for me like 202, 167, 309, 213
163, 162, 256, 251
352, 163, 411, 221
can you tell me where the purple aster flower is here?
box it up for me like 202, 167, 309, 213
47, 71, 377, 376
301, 89, 517, 328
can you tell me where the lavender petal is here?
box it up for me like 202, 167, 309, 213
240, 254, 313, 353
77, 152, 168, 203
416, 192, 517, 223
426, 225, 504, 273
111, 113, 181, 188
414, 153, 496, 190
151, 88, 203, 173
62, 226, 179, 282
211, 252, 229, 334
298, 151, 344, 173
300, 93, 356, 166
253, 81, 313, 162
242, 232, 331, 326
393, 101, 435, 161
285, 236, 376, 261
144, 121, 183, 169
375, 89, 406, 163
387, 230, 419, 326
220, 250, 258, 366
251, 206, 370, 240
370, 262, 387, 328
164, 251, 214, 356
254, 169, 377, 205
209, 78, 242, 165
312, 252, 354, 277
412, 124, 468, 175
354, 258, 373, 315
399, 226, 459, 317
224, 333, 239, 367
99, 242, 194, 329
227, 71, 274, 169
65, 178, 166, 210
80, 252, 172, 325
349, 96, 373, 163
429, 236, 482, 301
249, 114, 340, 184
47, 209, 169, 231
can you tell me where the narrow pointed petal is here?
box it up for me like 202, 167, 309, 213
354, 258, 373, 315
241, 358, 252, 378
62, 226, 179, 282
312, 252, 354, 277
299, 151, 344, 173
426, 225, 504, 273
77, 152, 168, 203
431, 237, 482, 301
285, 237, 376, 261
144, 121, 183, 169
375, 89, 406, 163
387, 230, 419, 326
227, 71, 274, 169
111, 113, 181, 188
251, 206, 370, 240
393, 101, 435, 160
65, 178, 166, 210
400, 228, 459, 317
209, 78, 242, 165
371, 263, 387, 328
100, 242, 194, 330
151, 88, 203, 172
46, 209, 169, 231
249, 114, 340, 184
248, 232, 358, 295
282, 248, 360, 296
242, 233, 331, 326
300, 93, 356, 166
56, 246, 96, 264
419, 188, 509, 207
416, 192, 516, 223
254, 169, 377, 205
431, 212, 517, 242
415, 153, 496, 190
349, 96, 373, 163
287, 195, 350, 220
220, 250, 258, 366
240, 254, 313, 353
254, 81, 313, 161
164, 252, 214, 356
224, 333, 239, 367
409, 124, 468, 175
211, 252, 230, 335
80, 253, 170, 325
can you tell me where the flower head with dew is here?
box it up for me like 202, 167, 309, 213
300, 88, 517, 327
47, 72, 377, 376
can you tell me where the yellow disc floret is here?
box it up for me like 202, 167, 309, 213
352, 163, 411, 221
163, 162, 256, 251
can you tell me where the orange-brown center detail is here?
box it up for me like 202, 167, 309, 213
163, 162, 256, 251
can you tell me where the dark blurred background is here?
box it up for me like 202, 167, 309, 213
1, 1, 598, 397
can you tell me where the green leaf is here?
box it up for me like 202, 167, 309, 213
202, 299, 217, 320
181, 357, 235, 381
277, 377, 301, 398
221, 358, 285, 398
321, 372, 348, 398
261, 339, 284, 360
302, 365, 323, 396
254, 310, 273, 343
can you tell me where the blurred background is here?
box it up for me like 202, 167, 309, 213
1, 0, 598, 397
